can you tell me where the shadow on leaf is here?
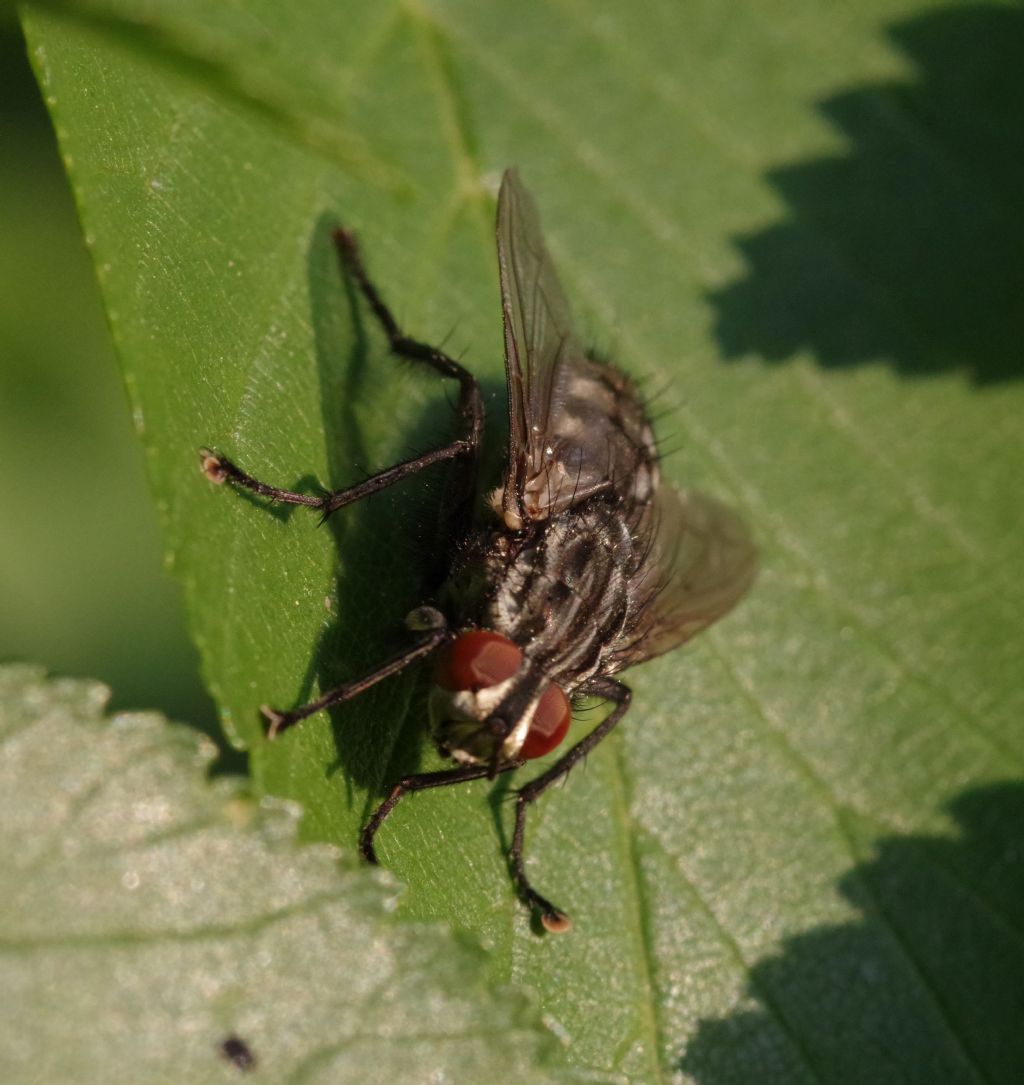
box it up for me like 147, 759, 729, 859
710, 4, 1024, 383
290, 213, 446, 799
679, 781, 1024, 1083
293, 214, 506, 810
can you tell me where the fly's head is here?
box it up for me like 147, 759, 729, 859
429, 630, 572, 766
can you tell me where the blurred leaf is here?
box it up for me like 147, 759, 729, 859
24, 1, 1024, 1082
0, 24, 213, 729
0, 665, 576, 1084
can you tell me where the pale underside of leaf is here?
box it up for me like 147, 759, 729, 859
0, 665, 581, 1085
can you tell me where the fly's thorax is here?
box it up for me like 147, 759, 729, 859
482, 500, 640, 686
430, 630, 571, 764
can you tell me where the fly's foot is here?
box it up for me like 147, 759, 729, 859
358, 831, 380, 866
199, 447, 326, 509
332, 225, 358, 258
359, 783, 406, 865
520, 883, 572, 934
539, 907, 572, 935
510, 830, 573, 932
260, 704, 301, 740
199, 448, 231, 484
511, 786, 574, 933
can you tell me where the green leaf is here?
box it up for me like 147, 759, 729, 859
25, 1, 1024, 1082
0, 665, 577, 1084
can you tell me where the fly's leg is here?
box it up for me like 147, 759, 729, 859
199, 228, 485, 731
333, 227, 477, 396
510, 677, 632, 933
331, 226, 482, 517
201, 227, 482, 523
361, 759, 525, 863
262, 618, 449, 737
201, 441, 473, 522
331, 227, 482, 556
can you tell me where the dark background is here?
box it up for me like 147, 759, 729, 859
0, 15, 215, 735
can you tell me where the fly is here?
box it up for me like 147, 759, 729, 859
200, 169, 756, 932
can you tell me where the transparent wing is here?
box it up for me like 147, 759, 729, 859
613, 487, 757, 668
497, 169, 655, 527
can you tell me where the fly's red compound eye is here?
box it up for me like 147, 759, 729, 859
434, 630, 523, 691
520, 684, 571, 759
434, 631, 570, 759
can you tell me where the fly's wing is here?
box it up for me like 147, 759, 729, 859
497, 169, 655, 528
496, 166, 573, 524
611, 486, 757, 669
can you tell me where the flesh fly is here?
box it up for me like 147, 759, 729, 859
201, 169, 756, 931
